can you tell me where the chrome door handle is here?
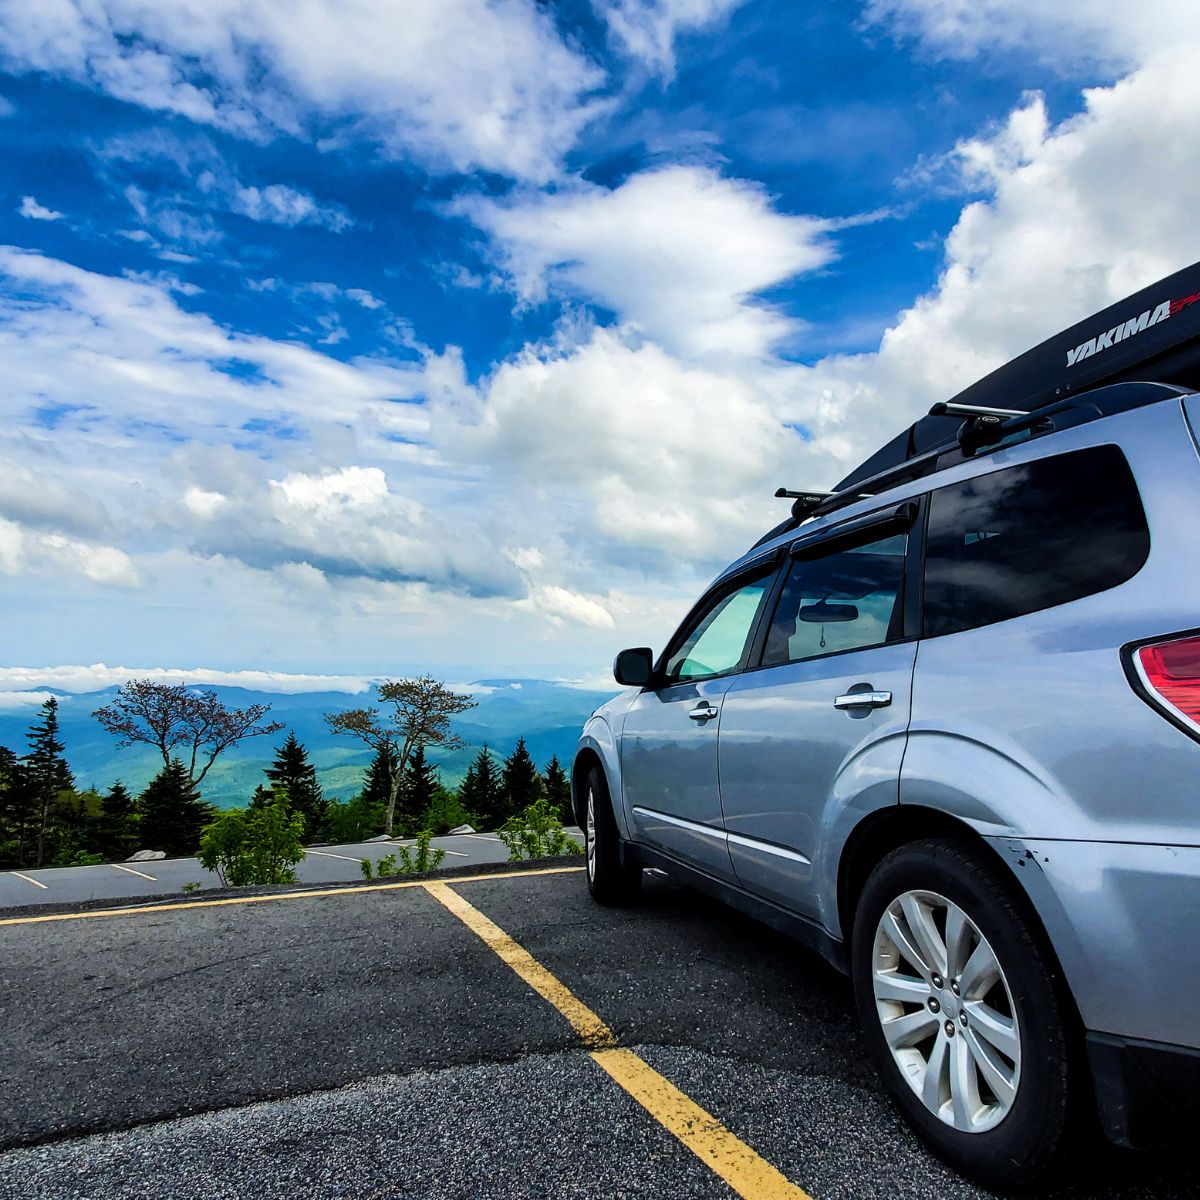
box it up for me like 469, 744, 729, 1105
833, 690, 892, 710
688, 703, 720, 722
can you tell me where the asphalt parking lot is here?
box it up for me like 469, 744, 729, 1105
0, 830, 548, 909
0, 865, 1192, 1199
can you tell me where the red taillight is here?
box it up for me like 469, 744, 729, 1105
1135, 635, 1200, 731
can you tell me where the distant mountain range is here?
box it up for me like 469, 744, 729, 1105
0, 679, 618, 809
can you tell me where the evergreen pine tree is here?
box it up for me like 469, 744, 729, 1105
342, 744, 394, 839
542, 755, 572, 824
96, 781, 138, 861
501, 737, 542, 823
138, 760, 208, 857
0, 745, 31, 868
265, 732, 327, 841
362, 744, 396, 808
25, 697, 75, 866
396, 745, 440, 834
458, 743, 502, 829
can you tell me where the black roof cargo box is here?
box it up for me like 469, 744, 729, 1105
836, 260, 1200, 491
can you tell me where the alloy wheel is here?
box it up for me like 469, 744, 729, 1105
585, 788, 597, 881
871, 889, 1021, 1133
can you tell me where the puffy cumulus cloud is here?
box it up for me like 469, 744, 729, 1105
523, 586, 617, 631
594, 0, 746, 77
0, 0, 607, 182
462, 166, 835, 359
449, 326, 804, 561
770, 46, 1200, 489
181, 463, 523, 598
18, 195, 63, 221
0, 664, 373, 694
0, 518, 140, 587
863, 0, 1200, 72
871, 54, 1200, 405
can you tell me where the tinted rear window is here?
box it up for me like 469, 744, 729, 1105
922, 444, 1149, 637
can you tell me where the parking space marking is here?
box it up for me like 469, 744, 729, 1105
305, 849, 364, 863
111, 864, 157, 881
0, 865, 583, 927
10, 871, 47, 890
424, 882, 813, 1200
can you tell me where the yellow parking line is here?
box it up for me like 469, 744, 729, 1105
425, 881, 616, 1049
111, 864, 157, 881
424, 882, 812, 1200
10, 871, 47, 890
0, 866, 583, 927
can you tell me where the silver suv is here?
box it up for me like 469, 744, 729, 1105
573, 262, 1200, 1187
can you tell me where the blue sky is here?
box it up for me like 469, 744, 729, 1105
1, 0, 1198, 696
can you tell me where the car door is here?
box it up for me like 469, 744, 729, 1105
718, 510, 919, 919
621, 563, 777, 882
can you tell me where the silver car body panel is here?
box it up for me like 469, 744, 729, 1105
580, 392, 1200, 1055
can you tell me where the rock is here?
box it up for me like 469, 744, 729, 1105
127, 850, 166, 862
365, 834, 393, 843
448, 824, 475, 835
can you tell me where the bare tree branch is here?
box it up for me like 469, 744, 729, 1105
94, 679, 284, 788
324, 676, 477, 836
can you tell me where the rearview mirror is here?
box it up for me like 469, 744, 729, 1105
613, 646, 654, 686
797, 601, 859, 623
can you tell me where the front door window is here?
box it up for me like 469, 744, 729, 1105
663, 573, 773, 684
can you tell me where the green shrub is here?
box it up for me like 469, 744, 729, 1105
199, 792, 305, 886
419, 790, 476, 836
497, 796, 583, 862
359, 830, 446, 879
70, 850, 104, 866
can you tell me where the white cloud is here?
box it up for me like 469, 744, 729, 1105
19, 195, 63, 221
0, 0, 608, 182
462, 165, 835, 359
863, 0, 1199, 72
595, 0, 745, 76
0, 690, 61, 709
524, 585, 616, 631
97, 130, 353, 242
0, 665, 373, 695
0, 246, 428, 442
231, 183, 351, 231
0, 518, 139, 587
448, 325, 801, 561
183, 487, 227, 519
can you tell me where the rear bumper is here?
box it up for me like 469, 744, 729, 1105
1087, 1033, 1200, 1148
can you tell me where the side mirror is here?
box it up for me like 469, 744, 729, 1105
797, 600, 859, 623
613, 647, 654, 687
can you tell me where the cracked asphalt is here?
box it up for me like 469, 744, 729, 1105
0, 867, 1193, 1198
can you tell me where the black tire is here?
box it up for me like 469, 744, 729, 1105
583, 765, 641, 905
850, 838, 1078, 1189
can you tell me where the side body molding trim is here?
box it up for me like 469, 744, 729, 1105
631, 806, 812, 866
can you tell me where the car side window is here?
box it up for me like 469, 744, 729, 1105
663, 571, 774, 683
922, 443, 1150, 638
762, 533, 908, 666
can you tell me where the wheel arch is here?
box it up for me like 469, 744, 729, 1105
571, 746, 604, 828
836, 806, 1060, 957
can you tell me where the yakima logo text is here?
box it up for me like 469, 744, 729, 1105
1067, 291, 1200, 367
